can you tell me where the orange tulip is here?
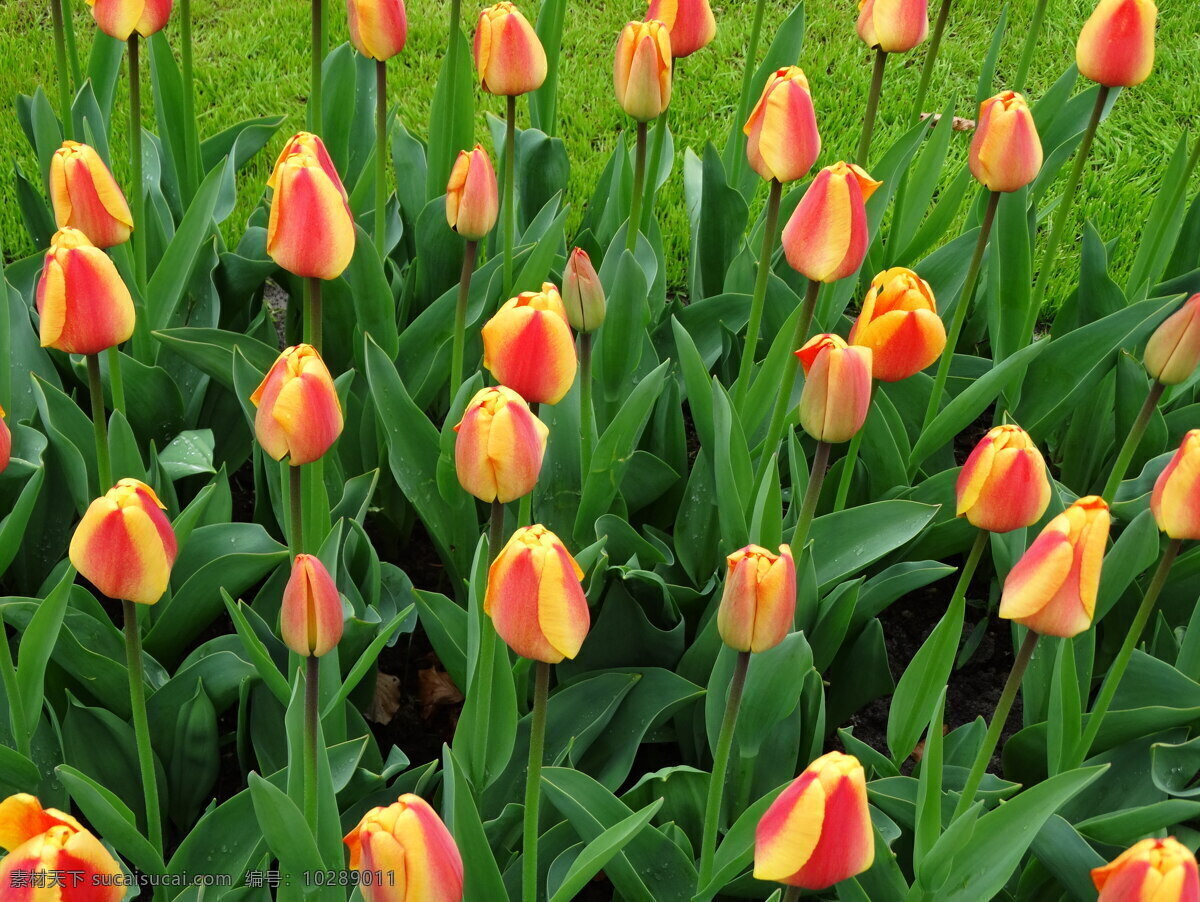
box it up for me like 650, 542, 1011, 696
280, 554, 344, 657
69, 478, 177, 605
1092, 837, 1200, 902
613, 20, 672, 122
562, 247, 606, 333
849, 267, 945, 382
782, 162, 881, 284
474, 2, 547, 96
344, 794, 464, 902
644, 0, 715, 58
956, 425, 1051, 533
35, 228, 136, 356
481, 283, 578, 405
0, 406, 9, 476
454, 386, 549, 503
969, 91, 1043, 193
1077, 0, 1157, 88
1144, 294, 1200, 386
796, 334, 872, 444
717, 544, 796, 653
85, 0, 171, 39
1151, 430, 1200, 541
446, 145, 499, 242
250, 344, 345, 466
856, 0, 928, 53
743, 67, 821, 184
347, 0, 408, 60
49, 141, 133, 249
267, 132, 355, 281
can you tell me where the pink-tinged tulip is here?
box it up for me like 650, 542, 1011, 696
743, 67, 821, 184
344, 794, 464, 902
562, 247, 606, 332
754, 752, 874, 890
1144, 294, 1200, 385
0, 406, 9, 476
85, 0, 171, 40
1077, 0, 1157, 88
717, 544, 796, 653
35, 228, 136, 355
481, 284, 578, 405
1151, 430, 1200, 540
956, 425, 1051, 533
969, 91, 1044, 193
454, 386, 549, 503
795, 335, 872, 444
613, 20, 672, 122
446, 145, 499, 242
1092, 837, 1200, 902
849, 267, 945, 382
999, 496, 1110, 638
485, 525, 590, 663
474, 2, 547, 96
645, 0, 715, 58
250, 345, 344, 466
856, 0, 928, 53
267, 133, 355, 281
280, 554, 344, 657
782, 162, 881, 283
0, 794, 123, 902
49, 141, 133, 249
69, 478, 177, 606
347, 0, 408, 61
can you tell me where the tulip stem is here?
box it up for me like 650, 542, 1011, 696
697, 650, 751, 888
641, 103, 669, 232
833, 421, 867, 513
49, 0, 73, 139
856, 49, 888, 170
1100, 380, 1164, 504
523, 660, 550, 902
504, 94, 517, 296
911, 0, 952, 122
375, 60, 388, 260
450, 241, 478, 402
305, 277, 323, 353
128, 35, 147, 292
123, 599, 162, 853
61, 0, 83, 90
733, 178, 784, 411
781, 888, 802, 902
626, 121, 649, 254
310, 0, 324, 132
952, 629, 1039, 821
180, 0, 199, 204
794, 441, 831, 551
580, 332, 595, 483
303, 653, 320, 833
86, 354, 112, 490
288, 464, 303, 557
730, 0, 769, 189
1013, 0, 1050, 94
106, 346, 126, 416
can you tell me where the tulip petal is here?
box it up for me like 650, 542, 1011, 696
999, 530, 1073, 621
486, 544, 561, 662
754, 772, 825, 881
537, 542, 590, 660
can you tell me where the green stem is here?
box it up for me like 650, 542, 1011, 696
1100, 380, 1163, 504
911, 0, 951, 122
289, 463, 303, 557
49, 0, 73, 139
856, 49, 888, 169
128, 35, 146, 292
61, 0, 82, 90
123, 600, 162, 853
626, 120, 649, 254
833, 416, 867, 513
733, 178, 784, 410
697, 650, 751, 887
781, 887, 802, 902
450, 241, 479, 401
305, 277, 323, 353
523, 661, 550, 902
106, 346, 126, 416
180, 0, 199, 204
310, 0, 324, 132
793, 441, 831, 550
303, 653, 319, 832
580, 332, 594, 483
640, 104, 669, 232
0, 626, 29, 758
1013, 0, 1051, 94
375, 59, 388, 259
504, 94, 517, 296
730, 0, 768, 188
87, 353, 112, 490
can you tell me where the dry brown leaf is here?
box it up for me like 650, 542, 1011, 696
418, 667, 464, 719
365, 672, 403, 725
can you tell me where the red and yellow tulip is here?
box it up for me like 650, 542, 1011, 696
344, 794, 465, 902
49, 141, 133, 249
280, 554, 344, 658
250, 344, 345, 466
743, 67, 821, 185
1144, 294, 1200, 386
474, 2, 547, 96
849, 267, 945, 382
1077, 0, 1157, 88
796, 334, 873, 444
1092, 837, 1199, 902
782, 162, 880, 284
1151, 430, 1200, 541
36, 228, 136, 356
481, 284, 578, 405
562, 248, 606, 333
267, 133, 355, 281
969, 91, 1043, 193
347, 0, 408, 61
644, 0, 715, 58
613, 20, 672, 122
85, 0, 171, 39
454, 386, 549, 503
856, 0, 928, 53
446, 145, 499, 242
717, 544, 796, 653
956, 425, 1052, 533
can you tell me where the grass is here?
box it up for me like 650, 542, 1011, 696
3, 0, 1199, 303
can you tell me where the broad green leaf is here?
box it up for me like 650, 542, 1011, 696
547, 799, 663, 902
57, 764, 165, 876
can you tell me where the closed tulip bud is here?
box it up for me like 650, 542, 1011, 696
1144, 294, 1200, 385
454, 386, 549, 503
956, 425, 1052, 533
1077, 0, 1157, 88
267, 133, 355, 281
1092, 837, 1200, 902
717, 544, 796, 653
485, 525, 590, 663
481, 284, 578, 405
85, 0, 171, 39
0, 406, 9, 476
796, 334, 872, 444
562, 248, 606, 332
36, 228, 136, 355
782, 162, 881, 284
614, 20, 672, 122
49, 141, 133, 249
344, 794, 464, 902
1151, 430, 1200, 540
849, 267, 945, 382
69, 478, 177, 605
645, 0, 715, 58
754, 752, 874, 890
280, 554, 344, 657
474, 2, 547, 96
743, 67, 821, 184
446, 145, 499, 241
969, 91, 1044, 193
1000, 496, 1110, 638
856, 0, 928, 53
250, 345, 344, 466
347, 0, 408, 60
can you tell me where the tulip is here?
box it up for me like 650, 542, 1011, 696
743, 67, 821, 185
455, 386, 549, 503
35, 228, 136, 355
85, 0, 171, 40
1145, 294, 1200, 385
49, 141, 133, 249
446, 145, 499, 242
645, 0, 715, 58
0, 406, 9, 476
856, 0, 928, 53
474, 2, 547, 96
344, 794, 465, 902
1077, 0, 1157, 88
1092, 837, 1200, 902
782, 162, 881, 284
481, 284, 578, 405
562, 248, 606, 333
849, 267, 946, 382
999, 495, 1110, 638
956, 425, 1052, 533
280, 554, 344, 657
69, 478, 177, 605
347, 0, 408, 61
266, 132, 355, 281
1150, 430, 1200, 540
485, 525, 590, 663
250, 345, 344, 466
613, 20, 673, 123
796, 335, 872, 444
969, 91, 1044, 193
717, 544, 796, 654
754, 752, 874, 890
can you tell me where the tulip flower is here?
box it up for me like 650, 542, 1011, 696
250, 344, 344, 466
856, 0, 928, 53
446, 145, 499, 242
1150, 430, 1200, 540
956, 425, 1052, 533
717, 544, 796, 654
474, 2, 547, 96
796, 335, 873, 444
999, 496, 1110, 638
267, 133, 355, 281
481, 284, 578, 405
85, 0, 172, 40
35, 228, 136, 355
754, 752, 874, 890
1077, 0, 1157, 88
613, 20, 673, 122
782, 162, 881, 284
49, 141, 133, 249
743, 67, 821, 185
1092, 837, 1200, 902
347, 0, 408, 61
454, 386, 549, 503
485, 525, 590, 663
1145, 294, 1200, 385
280, 554, 344, 657
344, 794, 465, 902
69, 478, 177, 605
645, 0, 715, 58
562, 248, 606, 333
969, 91, 1044, 193
0, 406, 9, 476
849, 267, 946, 382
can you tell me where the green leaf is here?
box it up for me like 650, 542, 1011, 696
345, 224, 400, 358
593, 249, 650, 403
425, 28, 474, 200
0, 745, 39, 789
57, 764, 166, 876
15, 567, 73, 727
693, 781, 789, 901
247, 772, 325, 877
323, 605, 413, 717
153, 327, 279, 391
444, 749, 510, 901
223, 591, 291, 706
805, 501, 940, 588
547, 799, 663, 902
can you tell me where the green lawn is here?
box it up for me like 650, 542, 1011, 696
4, 0, 1199, 302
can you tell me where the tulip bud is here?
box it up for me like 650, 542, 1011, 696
795, 334, 873, 444
1077, 0, 1157, 88
345, 794, 464, 902
485, 525, 591, 663
645, 0, 715, 58
856, 0, 928, 53
999, 496, 1110, 638
1144, 293, 1200, 385
1151, 430, 1200, 540
782, 162, 881, 284
956, 425, 1052, 533
743, 67, 821, 184
717, 544, 796, 653
347, 0, 408, 61
280, 554, 344, 657
481, 283, 578, 405
754, 752, 874, 890
49, 141, 133, 249
474, 2, 548, 96
267, 132, 355, 281
969, 91, 1043, 193
1092, 837, 1200, 902
562, 248, 606, 332
35, 228, 136, 355
613, 20, 673, 122
250, 344, 344, 466
0, 406, 9, 476
446, 145, 499, 242
454, 386, 549, 503
69, 478, 177, 606
849, 267, 946, 382
85, 0, 172, 40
